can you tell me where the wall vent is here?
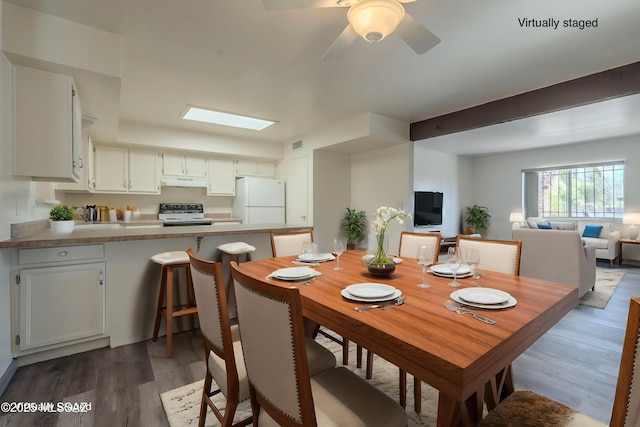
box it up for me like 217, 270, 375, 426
292, 140, 303, 150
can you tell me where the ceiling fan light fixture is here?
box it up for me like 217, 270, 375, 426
347, 0, 405, 43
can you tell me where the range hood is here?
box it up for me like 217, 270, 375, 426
160, 176, 208, 188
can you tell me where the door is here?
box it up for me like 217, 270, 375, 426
287, 156, 309, 225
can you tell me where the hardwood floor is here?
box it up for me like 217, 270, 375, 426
0, 261, 637, 426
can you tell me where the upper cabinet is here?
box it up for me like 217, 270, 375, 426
56, 130, 95, 192
234, 160, 276, 177
93, 146, 161, 194
162, 153, 207, 178
13, 66, 82, 182
207, 158, 235, 196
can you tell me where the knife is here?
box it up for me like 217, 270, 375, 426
355, 296, 406, 312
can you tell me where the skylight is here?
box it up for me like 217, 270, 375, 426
181, 106, 275, 131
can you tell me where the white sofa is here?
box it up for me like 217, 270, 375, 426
512, 228, 596, 298
519, 217, 620, 266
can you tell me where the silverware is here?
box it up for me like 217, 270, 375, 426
444, 300, 496, 325
356, 296, 406, 312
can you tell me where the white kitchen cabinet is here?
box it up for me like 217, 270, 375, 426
162, 153, 207, 178
234, 160, 276, 177
14, 245, 106, 354
13, 66, 82, 182
207, 157, 236, 196
56, 130, 95, 192
94, 146, 161, 194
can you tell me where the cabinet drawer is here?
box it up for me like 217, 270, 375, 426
18, 244, 105, 265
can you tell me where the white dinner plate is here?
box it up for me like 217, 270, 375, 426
270, 270, 321, 281
450, 291, 517, 309
272, 266, 316, 279
429, 270, 473, 279
392, 257, 403, 264
430, 264, 472, 276
456, 288, 511, 305
297, 253, 336, 262
345, 283, 396, 299
341, 288, 403, 302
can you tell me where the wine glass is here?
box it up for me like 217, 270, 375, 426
446, 247, 461, 287
416, 245, 434, 288
301, 241, 313, 259
332, 238, 344, 270
465, 248, 481, 286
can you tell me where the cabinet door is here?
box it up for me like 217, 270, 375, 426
13, 66, 76, 181
235, 160, 257, 176
129, 150, 161, 193
94, 146, 129, 192
256, 161, 276, 177
56, 130, 93, 192
162, 153, 185, 176
17, 262, 106, 351
207, 158, 236, 196
185, 155, 207, 178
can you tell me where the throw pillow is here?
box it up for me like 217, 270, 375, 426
537, 221, 552, 229
526, 220, 539, 229
582, 224, 603, 238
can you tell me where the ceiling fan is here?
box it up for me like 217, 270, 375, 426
263, 0, 440, 60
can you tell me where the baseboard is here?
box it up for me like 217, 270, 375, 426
16, 337, 110, 367
0, 359, 18, 396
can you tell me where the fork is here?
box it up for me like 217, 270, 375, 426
444, 300, 496, 325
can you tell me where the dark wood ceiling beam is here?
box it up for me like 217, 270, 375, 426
410, 61, 640, 141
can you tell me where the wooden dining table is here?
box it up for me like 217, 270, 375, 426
234, 250, 578, 427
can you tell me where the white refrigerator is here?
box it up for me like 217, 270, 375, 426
232, 177, 285, 224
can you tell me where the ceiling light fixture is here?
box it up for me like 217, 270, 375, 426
347, 0, 405, 43
181, 106, 275, 131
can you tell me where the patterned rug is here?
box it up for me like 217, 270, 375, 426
579, 268, 625, 309
161, 333, 439, 426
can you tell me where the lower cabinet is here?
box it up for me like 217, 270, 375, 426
14, 245, 106, 355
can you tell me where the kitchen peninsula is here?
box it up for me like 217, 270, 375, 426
1, 222, 312, 365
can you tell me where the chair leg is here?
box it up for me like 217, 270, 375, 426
185, 266, 197, 333
365, 350, 373, 379
199, 371, 212, 427
356, 344, 363, 368
399, 369, 407, 408
152, 266, 168, 342
414, 376, 421, 413
165, 266, 174, 358
342, 338, 349, 365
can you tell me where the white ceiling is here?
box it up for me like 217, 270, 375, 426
5, 0, 640, 156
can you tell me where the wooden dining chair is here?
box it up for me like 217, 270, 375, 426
478, 296, 640, 427
271, 230, 351, 366
456, 235, 522, 275
359, 231, 442, 412
231, 262, 408, 427
187, 249, 336, 427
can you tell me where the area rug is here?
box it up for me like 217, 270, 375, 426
161, 333, 439, 426
579, 268, 625, 309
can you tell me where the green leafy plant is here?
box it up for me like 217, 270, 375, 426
464, 205, 491, 233
341, 208, 367, 249
49, 204, 75, 221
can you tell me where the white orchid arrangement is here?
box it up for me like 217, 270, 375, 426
371, 206, 411, 264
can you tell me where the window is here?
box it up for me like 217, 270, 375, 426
524, 162, 624, 219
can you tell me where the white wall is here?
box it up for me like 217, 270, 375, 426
412, 143, 473, 238
471, 135, 640, 259
351, 144, 411, 256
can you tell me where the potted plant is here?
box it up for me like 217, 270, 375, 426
341, 208, 367, 250
49, 204, 76, 234
464, 205, 490, 234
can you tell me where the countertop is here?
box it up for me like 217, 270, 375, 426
0, 222, 312, 249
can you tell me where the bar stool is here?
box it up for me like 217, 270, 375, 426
151, 251, 198, 357
217, 242, 256, 316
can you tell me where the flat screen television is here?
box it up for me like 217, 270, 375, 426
414, 191, 443, 226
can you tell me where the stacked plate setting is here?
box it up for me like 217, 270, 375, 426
341, 283, 402, 302
429, 264, 473, 278
450, 287, 517, 309
296, 252, 335, 263
270, 266, 320, 281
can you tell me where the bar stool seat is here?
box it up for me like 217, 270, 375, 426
217, 242, 256, 316
151, 250, 198, 357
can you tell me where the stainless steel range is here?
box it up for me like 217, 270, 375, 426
158, 203, 213, 226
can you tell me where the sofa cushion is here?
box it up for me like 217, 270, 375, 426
537, 221, 552, 229
582, 224, 603, 238
549, 221, 577, 230
526, 220, 539, 229
582, 237, 608, 249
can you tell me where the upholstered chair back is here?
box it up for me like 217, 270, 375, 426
398, 231, 441, 263
611, 297, 640, 426
232, 263, 316, 426
456, 236, 522, 275
270, 231, 314, 257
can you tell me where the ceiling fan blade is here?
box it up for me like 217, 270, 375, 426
395, 13, 440, 55
322, 25, 358, 60
263, 0, 342, 10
